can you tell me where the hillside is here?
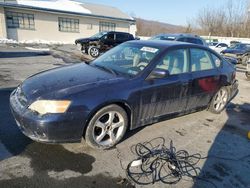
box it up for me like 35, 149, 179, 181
135, 17, 187, 36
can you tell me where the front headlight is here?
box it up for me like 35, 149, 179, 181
28, 100, 71, 115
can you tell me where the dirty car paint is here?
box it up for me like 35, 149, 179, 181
9, 40, 238, 144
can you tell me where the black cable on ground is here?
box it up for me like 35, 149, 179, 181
124, 137, 250, 187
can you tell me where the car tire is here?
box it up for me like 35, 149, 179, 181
85, 104, 128, 149
209, 87, 229, 114
88, 46, 100, 58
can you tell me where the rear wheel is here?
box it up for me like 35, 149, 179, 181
209, 87, 229, 114
88, 46, 100, 58
85, 105, 128, 149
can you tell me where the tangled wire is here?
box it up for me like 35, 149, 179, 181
126, 137, 205, 185
118, 137, 250, 187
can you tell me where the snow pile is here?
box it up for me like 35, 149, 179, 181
20, 39, 71, 44
0, 38, 73, 44
0, 38, 18, 44
25, 47, 50, 51
10, 0, 92, 14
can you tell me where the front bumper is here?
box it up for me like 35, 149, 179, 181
10, 89, 89, 143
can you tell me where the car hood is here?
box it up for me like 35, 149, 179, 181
21, 63, 123, 102
221, 48, 246, 54
75, 37, 99, 43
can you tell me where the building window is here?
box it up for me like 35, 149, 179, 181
6, 11, 35, 30
58, 17, 79, 33
99, 21, 116, 32
87, 23, 93, 30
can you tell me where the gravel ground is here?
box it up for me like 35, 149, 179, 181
0, 44, 249, 188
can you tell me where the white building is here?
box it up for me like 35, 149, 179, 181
0, 0, 136, 43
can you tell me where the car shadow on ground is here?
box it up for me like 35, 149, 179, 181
193, 103, 250, 188
0, 51, 50, 58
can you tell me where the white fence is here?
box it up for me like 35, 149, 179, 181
138, 35, 250, 45
201, 36, 250, 45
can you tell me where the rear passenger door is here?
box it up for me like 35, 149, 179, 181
187, 48, 221, 110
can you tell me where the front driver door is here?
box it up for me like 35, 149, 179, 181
137, 48, 192, 126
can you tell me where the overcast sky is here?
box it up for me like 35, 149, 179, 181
80, 0, 240, 26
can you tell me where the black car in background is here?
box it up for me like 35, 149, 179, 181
150, 33, 207, 46
221, 43, 250, 65
10, 40, 238, 149
75, 31, 135, 57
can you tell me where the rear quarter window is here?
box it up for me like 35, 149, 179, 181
190, 48, 215, 72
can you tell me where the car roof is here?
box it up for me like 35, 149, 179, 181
125, 39, 207, 49
155, 33, 202, 39
107, 31, 131, 34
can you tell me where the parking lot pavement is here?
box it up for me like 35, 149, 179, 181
0, 45, 250, 188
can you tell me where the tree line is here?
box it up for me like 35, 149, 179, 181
192, 0, 250, 38
135, 0, 250, 38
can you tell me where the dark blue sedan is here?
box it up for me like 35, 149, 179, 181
10, 40, 238, 149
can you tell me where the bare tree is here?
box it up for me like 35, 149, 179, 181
194, 0, 249, 37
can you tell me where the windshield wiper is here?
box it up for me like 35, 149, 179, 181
93, 64, 119, 76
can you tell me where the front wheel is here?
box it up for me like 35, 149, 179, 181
88, 46, 100, 58
85, 105, 128, 149
209, 87, 229, 114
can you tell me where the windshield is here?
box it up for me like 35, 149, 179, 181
150, 35, 175, 41
90, 32, 107, 39
230, 43, 250, 50
91, 43, 161, 77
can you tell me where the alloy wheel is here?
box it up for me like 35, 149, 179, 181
92, 111, 125, 147
213, 89, 228, 112
90, 47, 99, 57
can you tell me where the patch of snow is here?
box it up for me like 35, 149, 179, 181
11, 0, 92, 14
48, 170, 82, 180
20, 39, 70, 44
25, 47, 50, 51
0, 38, 73, 44
0, 38, 18, 44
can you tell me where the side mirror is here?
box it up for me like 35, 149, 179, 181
147, 68, 169, 80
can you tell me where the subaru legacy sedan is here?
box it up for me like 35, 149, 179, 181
10, 40, 238, 149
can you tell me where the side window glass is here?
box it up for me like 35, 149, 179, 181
211, 53, 222, 68
187, 38, 203, 45
107, 33, 114, 40
178, 37, 186, 42
116, 33, 126, 40
190, 48, 215, 72
156, 49, 189, 75
185, 38, 193, 43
